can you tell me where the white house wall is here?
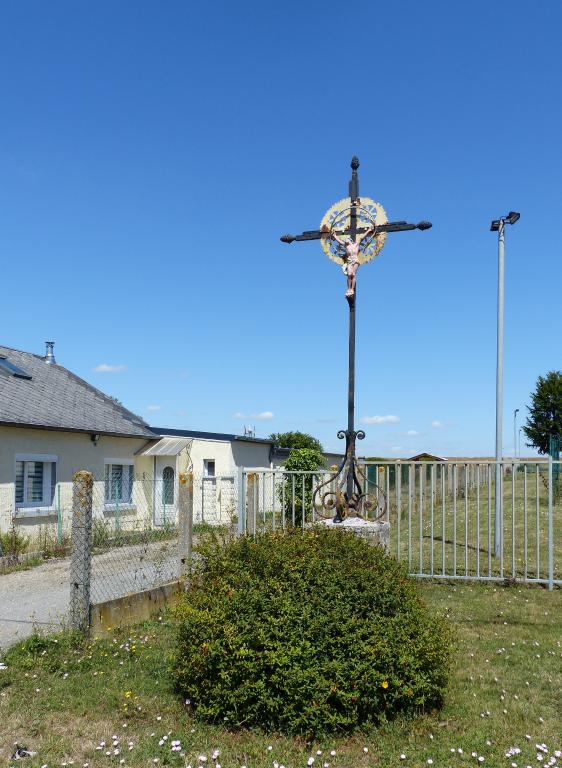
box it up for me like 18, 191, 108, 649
0, 425, 151, 537
1, 427, 286, 537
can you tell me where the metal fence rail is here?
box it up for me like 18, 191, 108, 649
237, 461, 561, 589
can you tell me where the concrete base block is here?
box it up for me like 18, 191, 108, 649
90, 580, 184, 638
316, 517, 390, 551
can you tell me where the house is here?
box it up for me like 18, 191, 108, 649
407, 452, 448, 462
0, 342, 342, 535
136, 427, 290, 524
0, 342, 156, 537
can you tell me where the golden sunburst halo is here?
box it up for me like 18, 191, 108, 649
320, 197, 389, 265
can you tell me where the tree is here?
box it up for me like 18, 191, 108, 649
522, 370, 562, 455
269, 431, 323, 454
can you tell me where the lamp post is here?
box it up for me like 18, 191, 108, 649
490, 211, 520, 556
514, 408, 519, 460
518, 427, 522, 459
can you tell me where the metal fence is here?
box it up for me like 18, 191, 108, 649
237, 460, 561, 589
1, 459, 559, 646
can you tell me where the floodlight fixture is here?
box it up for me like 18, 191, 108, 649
491, 211, 520, 231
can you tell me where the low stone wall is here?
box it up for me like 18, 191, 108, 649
89, 580, 184, 638
316, 517, 390, 551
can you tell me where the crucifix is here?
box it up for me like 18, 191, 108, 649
280, 156, 432, 522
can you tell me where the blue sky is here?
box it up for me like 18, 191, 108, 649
1, 0, 560, 457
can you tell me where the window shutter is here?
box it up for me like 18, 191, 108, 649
15, 461, 24, 504
28, 462, 44, 503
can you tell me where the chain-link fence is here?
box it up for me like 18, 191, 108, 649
84, 469, 239, 605
0, 468, 241, 644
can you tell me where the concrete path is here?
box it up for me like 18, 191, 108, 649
0, 540, 179, 650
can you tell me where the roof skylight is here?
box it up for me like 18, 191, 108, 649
0, 356, 32, 380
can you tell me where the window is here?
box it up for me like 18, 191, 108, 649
203, 459, 215, 478
162, 466, 175, 505
0, 355, 32, 379
14, 455, 57, 509
104, 462, 134, 505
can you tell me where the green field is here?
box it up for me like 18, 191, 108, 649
1, 582, 560, 768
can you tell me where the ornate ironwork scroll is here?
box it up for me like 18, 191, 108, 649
312, 430, 387, 523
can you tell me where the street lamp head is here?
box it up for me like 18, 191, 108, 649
491, 212, 520, 231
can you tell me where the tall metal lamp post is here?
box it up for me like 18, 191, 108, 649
490, 211, 520, 556
280, 157, 432, 521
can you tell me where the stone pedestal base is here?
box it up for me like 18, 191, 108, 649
316, 517, 390, 552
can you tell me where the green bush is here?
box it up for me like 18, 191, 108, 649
280, 448, 326, 526
173, 528, 452, 736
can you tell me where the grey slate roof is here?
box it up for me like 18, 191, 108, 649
0, 345, 155, 438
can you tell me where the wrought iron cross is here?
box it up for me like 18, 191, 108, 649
280, 156, 432, 522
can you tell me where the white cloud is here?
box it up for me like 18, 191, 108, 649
233, 411, 275, 421
360, 414, 400, 425
431, 420, 444, 428
405, 429, 420, 436
93, 363, 127, 373
147, 405, 161, 411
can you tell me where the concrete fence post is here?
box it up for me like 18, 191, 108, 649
69, 470, 93, 633
178, 471, 193, 580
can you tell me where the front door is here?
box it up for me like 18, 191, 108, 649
155, 458, 176, 526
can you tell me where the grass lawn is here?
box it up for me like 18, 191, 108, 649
0, 582, 560, 768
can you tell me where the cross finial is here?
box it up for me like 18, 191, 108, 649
349, 156, 360, 206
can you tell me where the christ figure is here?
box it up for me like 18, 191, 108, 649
331, 224, 374, 298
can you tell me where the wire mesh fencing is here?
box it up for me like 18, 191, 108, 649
86, 470, 238, 605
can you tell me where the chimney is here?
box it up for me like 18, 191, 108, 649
45, 341, 56, 365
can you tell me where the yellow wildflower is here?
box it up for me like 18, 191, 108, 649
382, 680, 389, 689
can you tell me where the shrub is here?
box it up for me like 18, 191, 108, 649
173, 528, 452, 736
280, 448, 326, 526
